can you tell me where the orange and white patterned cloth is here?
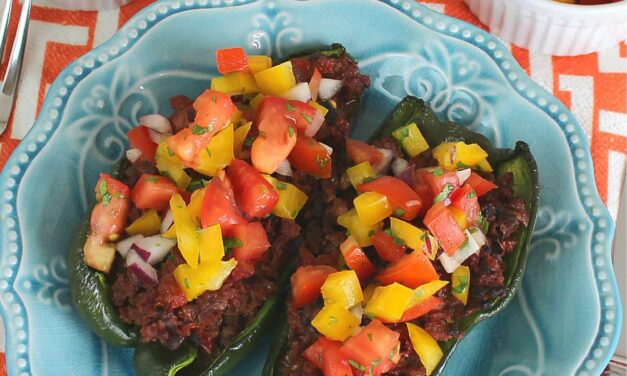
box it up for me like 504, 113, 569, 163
0, 0, 624, 374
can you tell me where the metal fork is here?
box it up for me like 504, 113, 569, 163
0, 0, 32, 136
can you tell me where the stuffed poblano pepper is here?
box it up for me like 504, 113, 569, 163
68, 44, 371, 375
263, 96, 539, 376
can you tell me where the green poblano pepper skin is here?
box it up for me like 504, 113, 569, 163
263, 96, 540, 376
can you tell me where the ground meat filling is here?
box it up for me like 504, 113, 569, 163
279, 160, 529, 375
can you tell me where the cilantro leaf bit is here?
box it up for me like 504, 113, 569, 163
288, 126, 295, 137
433, 184, 455, 204
467, 191, 477, 198
244, 134, 256, 147
301, 113, 313, 124
211, 95, 217, 103
348, 359, 366, 372
328, 315, 338, 325
432, 167, 444, 177
192, 124, 208, 135
275, 182, 288, 190
477, 212, 489, 234
315, 155, 331, 169
393, 208, 405, 217
223, 237, 243, 255
258, 131, 267, 138
452, 275, 469, 294
184, 278, 191, 289
99, 179, 112, 206
285, 102, 295, 112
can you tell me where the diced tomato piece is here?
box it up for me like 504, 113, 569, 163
449, 184, 480, 225
376, 250, 438, 288
193, 89, 237, 131
131, 174, 179, 211
465, 172, 497, 197
200, 177, 246, 232
288, 135, 332, 178
422, 168, 459, 197
413, 170, 434, 215
230, 260, 257, 281
227, 159, 279, 217
304, 337, 353, 376
371, 231, 407, 263
167, 128, 214, 163
291, 265, 337, 309
309, 68, 322, 102
95, 173, 130, 198
339, 236, 375, 281
90, 199, 129, 240
346, 138, 384, 166
340, 320, 400, 374
257, 96, 319, 134
424, 201, 466, 255
127, 126, 157, 162
229, 222, 270, 262
358, 176, 422, 221
251, 97, 298, 173
216, 47, 249, 74
91, 174, 131, 239
396, 296, 443, 323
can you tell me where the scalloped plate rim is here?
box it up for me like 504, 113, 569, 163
0, 0, 621, 375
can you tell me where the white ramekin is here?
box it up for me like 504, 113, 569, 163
463, 0, 627, 56
40, 0, 134, 10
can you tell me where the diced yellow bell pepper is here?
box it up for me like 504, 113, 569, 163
337, 209, 383, 247
362, 283, 380, 303
449, 206, 469, 230
391, 122, 430, 158
187, 187, 206, 226
346, 162, 376, 190
410, 280, 449, 306
199, 224, 224, 264
390, 217, 426, 251
308, 101, 329, 116
250, 93, 265, 110
170, 194, 200, 268
451, 265, 470, 305
311, 303, 360, 342
174, 258, 238, 301
476, 158, 493, 173
432, 142, 489, 170
125, 209, 161, 236
254, 61, 296, 96
321, 270, 363, 309
354, 192, 393, 226
162, 225, 177, 239
234, 122, 252, 159
247, 55, 272, 74
364, 283, 413, 322
406, 323, 444, 376
211, 72, 259, 95
192, 124, 234, 177
262, 175, 308, 219
156, 140, 192, 190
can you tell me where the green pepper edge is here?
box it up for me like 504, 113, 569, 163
262, 96, 540, 375
68, 159, 139, 347
134, 341, 198, 376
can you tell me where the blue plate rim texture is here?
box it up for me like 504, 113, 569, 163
0, 0, 621, 375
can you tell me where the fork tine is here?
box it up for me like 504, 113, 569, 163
1, 0, 31, 96
0, 0, 13, 63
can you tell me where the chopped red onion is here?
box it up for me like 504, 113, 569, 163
456, 168, 471, 185
116, 234, 144, 258
304, 110, 325, 137
140, 114, 172, 134
160, 209, 174, 234
280, 82, 312, 103
125, 148, 142, 164
391, 158, 409, 176
275, 159, 293, 177
126, 249, 158, 287
148, 129, 168, 144
469, 227, 487, 248
372, 148, 394, 174
131, 235, 176, 265
320, 142, 333, 156
395, 164, 415, 187
438, 230, 481, 273
318, 78, 342, 100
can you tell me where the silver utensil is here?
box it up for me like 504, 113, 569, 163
0, 0, 32, 136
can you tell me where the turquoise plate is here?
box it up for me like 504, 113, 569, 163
0, 0, 621, 375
